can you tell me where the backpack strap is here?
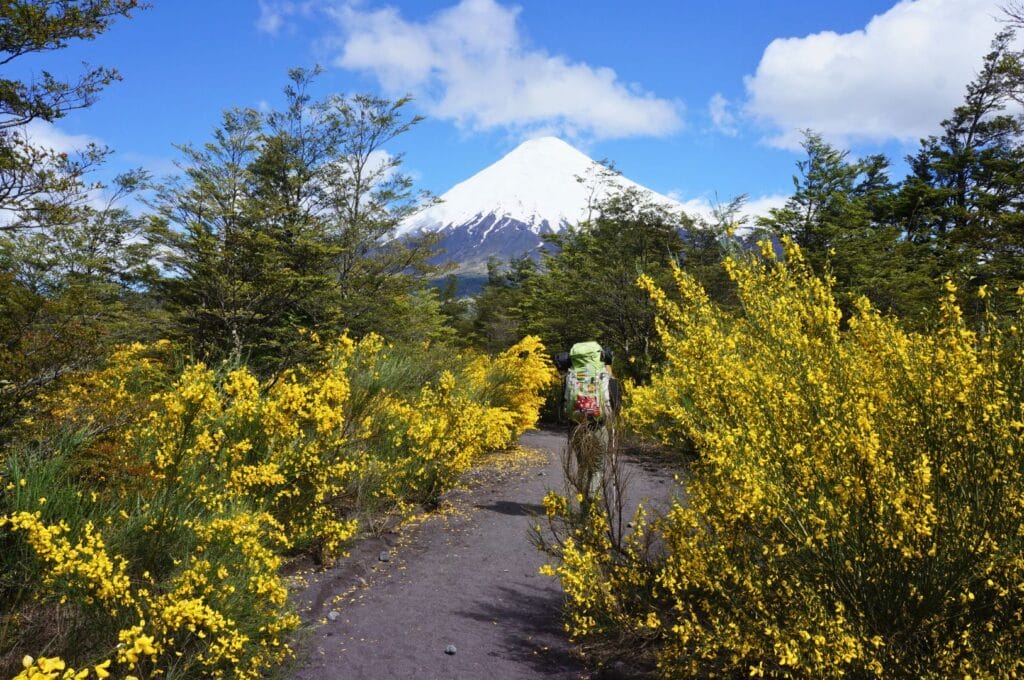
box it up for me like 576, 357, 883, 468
553, 351, 571, 371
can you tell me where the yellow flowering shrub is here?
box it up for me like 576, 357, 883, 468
462, 335, 558, 432
12, 655, 89, 680
133, 335, 363, 559
0, 512, 135, 613
362, 336, 555, 508
39, 341, 174, 428
2, 333, 553, 678
544, 240, 1024, 678
0, 506, 295, 679
26, 341, 175, 488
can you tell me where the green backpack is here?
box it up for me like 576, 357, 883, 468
563, 341, 611, 423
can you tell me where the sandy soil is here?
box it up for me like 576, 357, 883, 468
287, 428, 682, 680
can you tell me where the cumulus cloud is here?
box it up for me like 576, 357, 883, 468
256, 0, 318, 36
743, 194, 789, 220
708, 93, 738, 136
743, 0, 1009, 149
364, 148, 397, 184
329, 0, 683, 141
256, 1, 285, 34
669, 192, 789, 230
0, 122, 110, 225
21, 120, 100, 154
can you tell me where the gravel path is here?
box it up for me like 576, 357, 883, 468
288, 428, 681, 680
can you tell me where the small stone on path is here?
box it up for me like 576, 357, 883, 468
327, 610, 340, 622
444, 645, 457, 655
378, 551, 391, 562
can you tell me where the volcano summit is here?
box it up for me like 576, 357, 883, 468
396, 137, 682, 272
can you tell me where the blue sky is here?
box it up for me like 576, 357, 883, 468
11, 0, 1011, 219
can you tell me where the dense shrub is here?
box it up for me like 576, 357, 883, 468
543, 240, 1024, 678
1, 335, 554, 679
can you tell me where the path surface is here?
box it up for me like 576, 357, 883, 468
288, 428, 680, 680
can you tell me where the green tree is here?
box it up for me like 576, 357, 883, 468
678, 194, 760, 311
519, 189, 693, 382
319, 90, 444, 340
896, 28, 1024, 317
758, 131, 929, 320
150, 105, 307, 369
0, 178, 156, 430
150, 70, 442, 374
435, 274, 475, 343
0, 0, 143, 226
0, 0, 147, 433
471, 255, 538, 352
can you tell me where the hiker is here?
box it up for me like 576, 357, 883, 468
553, 341, 620, 419
553, 341, 620, 500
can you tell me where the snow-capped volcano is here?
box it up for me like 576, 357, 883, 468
398, 136, 683, 272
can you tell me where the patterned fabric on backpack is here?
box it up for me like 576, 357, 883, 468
563, 341, 611, 423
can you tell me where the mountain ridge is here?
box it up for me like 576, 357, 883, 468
399, 136, 683, 272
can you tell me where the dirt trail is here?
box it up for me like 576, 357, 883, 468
288, 428, 680, 680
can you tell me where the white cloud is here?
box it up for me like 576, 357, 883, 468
669, 192, 789, 230
666, 193, 715, 222
0, 122, 112, 225
256, 1, 285, 34
708, 93, 738, 136
20, 121, 141, 206
256, 0, 318, 36
744, 0, 1008, 149
21, 120, 100, 154
365, 148, 395, 182
743, 194, 789, 220
329, 0, 683, 141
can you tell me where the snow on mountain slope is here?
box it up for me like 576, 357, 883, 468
398, 137, 684, 271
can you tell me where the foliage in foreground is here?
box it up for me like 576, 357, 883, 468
542, 241, 1024, 678
1, 335, 555, 679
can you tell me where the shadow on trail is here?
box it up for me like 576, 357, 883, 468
474, 500, 546, 516
453, 584, 580, 676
